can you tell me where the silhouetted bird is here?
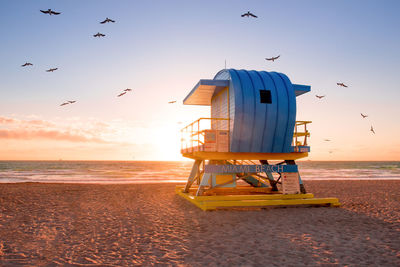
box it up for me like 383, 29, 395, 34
60, 102, 69, 106
337, 82, 348, 87
21, 62, 33, 67
46, 68, 58, 72
93, 32, 105, 38
168, 101, 176, 104
117, 92, 127, 97
316, 95, 325, 99
265, 55, 280, 62
68, 101, 76, 104
124, 88, 132, 92
241, 11, 257, 18
361, 113, 368, 118
324, 139, 331, 141
370, 126, 375, 134
40, 9, 61, 15
100, 18, 115, 24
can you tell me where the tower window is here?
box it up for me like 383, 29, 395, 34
260, 90, 272, 104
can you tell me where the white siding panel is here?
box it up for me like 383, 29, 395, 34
211, 88, 229, 130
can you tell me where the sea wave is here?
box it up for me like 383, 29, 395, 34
0, 161, 399, 184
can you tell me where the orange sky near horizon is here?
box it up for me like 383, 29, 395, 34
1, 104, 399, 161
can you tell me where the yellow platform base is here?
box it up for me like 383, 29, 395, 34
176, 186, 340, 211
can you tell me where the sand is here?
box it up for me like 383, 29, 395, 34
0, 180, 399, 266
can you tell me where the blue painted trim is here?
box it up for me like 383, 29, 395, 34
236, 70, 256, 152
270, 72, 288, 152
228, 69, 243, 152
245, 71, 258, 152
298, 174, 304, 185
276, 72, 296, 152
249, 71, 267, 152
259, 71, 278, 152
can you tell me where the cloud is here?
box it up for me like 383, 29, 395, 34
26, 119, 55, 127
0, 129, 106, 143
0, 115, 111, 143
0, 117, 17, 124
0, 116, 54, 127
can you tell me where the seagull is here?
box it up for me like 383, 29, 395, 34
40, 9, 61, 15
265, 55, 280, 62
21, 62, 33, 67
241, 11, 257, 18
93, 32, 106, 38
337, 82, 348, 87
117, 92, 127, 97
370, 126, 375, 134
46, 68, 58, 72
60, 102, 69, 106
315, 95, 325, 99
168, 101, 176, 104
100, 17, 115, 24
324, 139, 331, 141
361, 113, 368, 118
124, 88, 132, 92
68, 101, 76, 104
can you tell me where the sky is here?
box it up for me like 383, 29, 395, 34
0, 0, 399, 161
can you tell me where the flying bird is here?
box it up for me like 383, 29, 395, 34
21, 62, 33, 67
241, 11, 257, 18
93, 32, 106, 38
117, 88, 132, 97
337, 82, 348, 87
168, 101, 176, 104
46, 68, 58, 72
60, 100, 76, 106
100, 17, 115, 24
315, 95, 325, 99
40, 9, 61, 15
370, 126, 375, 134
361, 113, 368, 118
324, 139, 331, 141
265, 55, 280, 62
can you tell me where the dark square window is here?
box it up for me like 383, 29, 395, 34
260, 90, 272, 104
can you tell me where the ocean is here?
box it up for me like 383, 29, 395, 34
0, 161, 399, 184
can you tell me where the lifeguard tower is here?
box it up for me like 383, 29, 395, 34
176, 69, 340, 210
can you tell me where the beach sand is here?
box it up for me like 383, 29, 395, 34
0, 180, 399, 266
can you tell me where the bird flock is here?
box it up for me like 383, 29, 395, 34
21, 9, 178, 107
243, 10, 376, 141
20, 9, 374, 140
315, 82, 375, 154
315, 81, 376, 138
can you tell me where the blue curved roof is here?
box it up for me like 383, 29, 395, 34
184, 69, 310, 153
